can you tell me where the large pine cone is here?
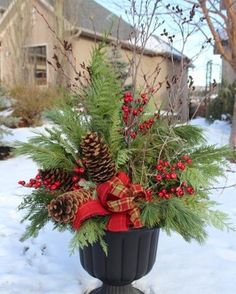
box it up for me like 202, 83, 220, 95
39, 168, 73, 191
48, 189, 93, 224
80, 132, 116, 183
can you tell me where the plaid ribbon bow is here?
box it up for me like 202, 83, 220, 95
72, 172, 148, 231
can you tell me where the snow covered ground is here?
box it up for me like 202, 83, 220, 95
0, 118, 235, 294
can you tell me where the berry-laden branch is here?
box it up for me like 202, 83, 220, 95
121, 91, 159, 144
151, 156, 195, 200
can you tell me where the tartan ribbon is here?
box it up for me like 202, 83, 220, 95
72, 172, 148, 231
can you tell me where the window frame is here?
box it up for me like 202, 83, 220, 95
24, 43, 48, 86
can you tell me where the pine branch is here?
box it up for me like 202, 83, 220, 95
14, 141, 75, 170
18, 189, 53, 241
174, 124, 206, 146
141, 198, 208, 243
44, 105, 87, 149
69, 217, 108, 255
83, 45, 122, 142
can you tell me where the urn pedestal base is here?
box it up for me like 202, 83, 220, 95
80, 228, 159, 294
90, 284, 143, 294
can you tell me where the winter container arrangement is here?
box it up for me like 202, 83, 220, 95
17, 45, 233, 294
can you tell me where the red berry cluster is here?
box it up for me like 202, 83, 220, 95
138, 117, 156, 133
122, 92, 147, 126
121, 92, 158, 139
18, 160, 85, 192
154, 156, 194, 200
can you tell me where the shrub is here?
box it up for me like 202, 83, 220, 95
207, 81, 235, 122
10, 85, 67, 126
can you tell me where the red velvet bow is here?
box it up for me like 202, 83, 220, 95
72, 172, 148, 232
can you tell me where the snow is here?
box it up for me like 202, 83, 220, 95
0, 118, 236, 294
130, 35, 183, 58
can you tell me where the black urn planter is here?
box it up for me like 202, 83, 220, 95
79, 227, 160, 294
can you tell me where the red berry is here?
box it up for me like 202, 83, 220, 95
50, 185, 57, 190
72, 176, 79, 182
155, 174, 162, 181
35, 182, 41, 188
149, 118, 155, 124
124, 92, 132, 98
36, 175, 41, 180
176, 187, 184, 197
54, 181, 61, 187
122, 105, 129, 112
165, 174, 171, 180
74, 167, 81, 173
30, 179, 36, 184
138, 107, 143, 113
162, 169, 168, 174
187, 159, 192, 164
78, 167, 85, 174
170, 173, 177, 179
141, 93, 147, 99
146, 190, 153, 201
186, 187, 194, 194
130, 132, 137, 139
180, 164, 185, 170
156, 165, 163, 171
176, 162, 183, 168
132, 109, 138, 116
158, 192, 164, 198
170, 187, 176, 193
164, 161, 170, 167
164, 194, 171, 199
158, 160, 164, 165
18, 180, 26, 186
182, 155, 189, 161
73, 183, 80, 190
124, 97, 130, 104
181, 181, 188, 187
176, 162, 185, 170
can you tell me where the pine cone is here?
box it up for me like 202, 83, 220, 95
48, 189, 93, 224
39, 168, 73, 191
80, 132, 116, 183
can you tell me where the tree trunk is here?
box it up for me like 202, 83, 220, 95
230, 94, 236, 149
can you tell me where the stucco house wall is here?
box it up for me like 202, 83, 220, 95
222, 57, 236, 83
0, 0, 189, 121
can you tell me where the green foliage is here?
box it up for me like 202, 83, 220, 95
83, 44, 122, 143
173, 125, 206, 146
44, 106, 87, 149
141, 197, 207, 243
207, 81, 235, 122
14, 140, 75, 171
69, 218, 108, 255
141, 196, 233, 244
18, 189, 53, 241
14, 105, 88, 170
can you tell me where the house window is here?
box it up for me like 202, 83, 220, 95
27, 45, 47, 85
